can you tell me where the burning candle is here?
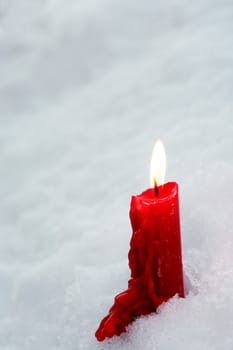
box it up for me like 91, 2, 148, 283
95, 140, 184, 342
130, 140, 184, 298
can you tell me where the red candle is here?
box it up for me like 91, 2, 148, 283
129, 182, 184, 298
95, 140, 184, 342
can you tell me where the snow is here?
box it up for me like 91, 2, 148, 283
0, 0, 233, 349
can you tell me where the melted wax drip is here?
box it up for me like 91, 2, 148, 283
95, 205, 168, 341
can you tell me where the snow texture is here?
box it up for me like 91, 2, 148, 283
0, 0, 233, 349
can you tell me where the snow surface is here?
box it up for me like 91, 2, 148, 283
0, 0, 233, 349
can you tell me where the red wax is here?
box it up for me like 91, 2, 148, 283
95, 182, 184, 342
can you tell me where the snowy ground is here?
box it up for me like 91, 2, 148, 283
0, 0, 233, 349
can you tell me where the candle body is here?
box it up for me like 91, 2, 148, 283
129, 182, 184, 298
95, 182, 184, 342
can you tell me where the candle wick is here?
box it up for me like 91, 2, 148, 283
153, 177, 159, 196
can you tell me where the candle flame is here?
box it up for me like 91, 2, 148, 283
150, 139, 166, 187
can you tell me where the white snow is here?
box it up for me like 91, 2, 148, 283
0, 0, 233, 349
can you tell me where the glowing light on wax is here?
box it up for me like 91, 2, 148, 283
150, 139, 166, 188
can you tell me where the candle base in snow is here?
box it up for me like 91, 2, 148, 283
95, 278, 168, 341
95, 183, 184, 342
